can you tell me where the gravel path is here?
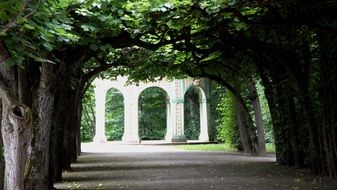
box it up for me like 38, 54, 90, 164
54, 143, 337, 190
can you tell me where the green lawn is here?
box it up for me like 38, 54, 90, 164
175, 143, 236, 152
175, 143, 276, 153
266, 143, 275, 153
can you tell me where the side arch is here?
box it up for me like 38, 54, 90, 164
183, 85, 210, 142
105, 87, 124, 141
92, 79, 127, 143
183, 84, 207, 101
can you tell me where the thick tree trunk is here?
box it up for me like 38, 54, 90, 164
54, 66, 84, 172
320, 64, 337, 178
24, 64, 57, 189
284, 85, 303, 168
0, 42, 32, 190
52, 82, 70, 178
235, 100, 254, 153
247, 78, 266, 156
63, 93, 76, 169
50, 52, 92, 182
2, 103, 31, 190
257, 60, 311, 167
70, 91, 81, 162
256, 62, 293, 164
50, 97, 68, 182
0, 102, 4, 190
318, 35, 337, 178
51, 66, 73, 181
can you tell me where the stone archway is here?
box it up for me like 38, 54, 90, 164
138, 87, 168, 140
183, 82, 210, 142
92, 76, 211, 144
105, 87, 124, 141
184, 87, 201, 140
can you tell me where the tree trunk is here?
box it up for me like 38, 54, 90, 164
2, 103, 31, 190
320, 63, 337, 178
48, 119, 57, 186
50, 91, 69, 182
255, 62, 291, 164
24, 64, 57, 189
70, 89, 81, 162
235, 99, 254, 153
283, 85, 303, 168
77, 104, 83, 155
50, 68, 69, 183
0, 42, 32, 190
0, 102, 4, 190
63, 93, 76, 167
247, 77, 266, 156
317, 34, 337, 178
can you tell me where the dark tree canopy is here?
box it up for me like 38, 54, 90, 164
0, 0, 337, 188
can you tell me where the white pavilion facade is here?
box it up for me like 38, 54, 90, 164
93, 76, 211, 143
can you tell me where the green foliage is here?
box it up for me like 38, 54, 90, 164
256, 80, 274, 144
208, 82, 226, 141
115, 47, 183, 83
105, 88, 124, 141
216, 91, 239, 146
139, 87, 167, 140
80, 85, 95, 142
1, 0, 79, 65
1, 0, 334, 177
266, 143, 275, 153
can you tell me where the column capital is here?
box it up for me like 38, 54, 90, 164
171, 99, 184, 103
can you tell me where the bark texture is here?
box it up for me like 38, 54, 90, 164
235, 100, 254, 153
0, 102, 4, 190
0, 42, 32, 190
24, 64, 57, 189
247, 78, 266, 155
2, 104, 31, 190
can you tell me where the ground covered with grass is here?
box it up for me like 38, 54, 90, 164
175, 143, 276, 153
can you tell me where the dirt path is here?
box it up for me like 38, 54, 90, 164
54, 143, 337, 190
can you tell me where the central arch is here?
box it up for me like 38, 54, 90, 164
138, 87, 168, 140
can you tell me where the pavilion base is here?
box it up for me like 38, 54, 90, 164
122, 136, 140, 144
198, 134, 210, 142
165, 135, 187, 143
93, 136, 107, 143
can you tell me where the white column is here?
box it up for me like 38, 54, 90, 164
199, 98, 210, 142
122, 88, 140, 143
166, 79, 187, 142
165, 98, 173, 141
167, 99, 186, 142
93, 86, 107, 143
